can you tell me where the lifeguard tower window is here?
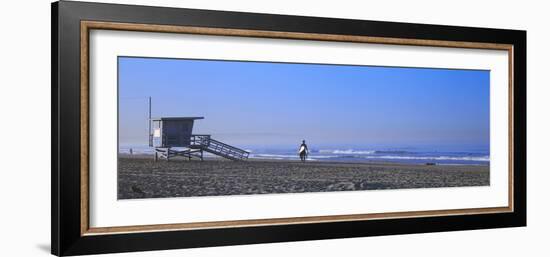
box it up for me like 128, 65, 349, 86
150, 117, 204, 148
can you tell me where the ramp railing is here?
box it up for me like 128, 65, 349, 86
190, 135, 249, 161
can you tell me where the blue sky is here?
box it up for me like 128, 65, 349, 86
118, 57, 489, 151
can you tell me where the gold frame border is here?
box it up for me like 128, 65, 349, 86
80, 21, 514, 236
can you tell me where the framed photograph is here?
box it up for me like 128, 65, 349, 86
52, 1, 526, 256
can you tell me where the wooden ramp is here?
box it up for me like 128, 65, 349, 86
189, 135, 249, 161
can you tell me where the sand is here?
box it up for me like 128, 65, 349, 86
118, 155, 489, 199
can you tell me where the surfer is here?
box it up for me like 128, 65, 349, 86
298, 140, 309, 162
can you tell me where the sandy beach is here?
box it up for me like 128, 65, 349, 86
117, 155, 489, 199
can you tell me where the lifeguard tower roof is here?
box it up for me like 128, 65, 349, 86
152, 117, 204, 121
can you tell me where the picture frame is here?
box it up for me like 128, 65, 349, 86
51, 1, 526, 256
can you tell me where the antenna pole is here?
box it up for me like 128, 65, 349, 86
148, 96, 152, 146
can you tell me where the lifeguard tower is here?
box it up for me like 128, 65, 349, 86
149, 117, 249, 161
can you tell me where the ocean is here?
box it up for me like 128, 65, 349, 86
119, 145, 489, 165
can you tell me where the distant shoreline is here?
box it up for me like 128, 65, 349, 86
117, 153, 489, 167
118, 145, 490, 166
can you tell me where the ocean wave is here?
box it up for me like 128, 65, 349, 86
319, 149, 413, 155
319, 149, 376, 155
374, 150, 411, 154
252, 153, 488, 162
359, 155, 490, 162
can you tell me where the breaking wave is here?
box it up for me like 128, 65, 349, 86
319, 149, 376, 154
119, 145, 489, 164
359, 155, 490, 162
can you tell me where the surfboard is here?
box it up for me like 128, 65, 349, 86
299, 145, 307, 154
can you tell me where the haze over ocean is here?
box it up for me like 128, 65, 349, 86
118, 57, 490, 165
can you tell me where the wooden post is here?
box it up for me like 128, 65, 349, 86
154, 150, 158, 162
148, 97, 152, 147
166, 148, 170, 161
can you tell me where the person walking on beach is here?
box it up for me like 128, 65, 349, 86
298, 140, 309, 162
